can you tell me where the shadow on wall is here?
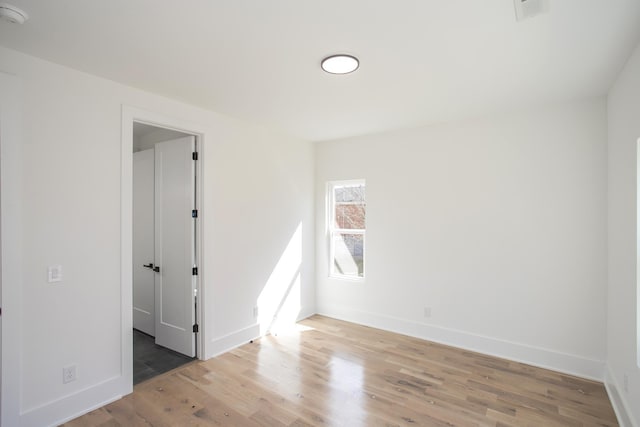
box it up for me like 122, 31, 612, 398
257, 222, 302, 335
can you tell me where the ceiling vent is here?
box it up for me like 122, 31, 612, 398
514, 0, 548, 21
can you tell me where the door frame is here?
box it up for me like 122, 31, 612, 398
0, 72, 23, 427
121, 106, 206, 390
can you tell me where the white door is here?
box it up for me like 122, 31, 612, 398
133, 149, 155, 336
154, 136, 196, 357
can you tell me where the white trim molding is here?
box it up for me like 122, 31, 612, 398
17, 376, 125, 427
121, 104, 208, 366
0, 71, 23, 427
206, 308, 317, 360
605, 364, 638, 427
317, 304, 606, 381
207, 324, 262, 359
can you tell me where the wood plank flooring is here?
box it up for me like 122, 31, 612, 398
63, 315, 618, 426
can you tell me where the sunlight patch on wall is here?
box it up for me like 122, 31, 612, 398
257, 223, 302, 335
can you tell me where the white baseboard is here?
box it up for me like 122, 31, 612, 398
19, 375, 127, 427
207, 324, 262, 359
17, 308, 317, 426
206, 308, 317, 359
297, 307, 316, 323
317, 305, 605, 381
16, 306, 607, 427
605, 364, 638, 427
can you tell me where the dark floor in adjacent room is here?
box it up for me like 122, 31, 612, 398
133, 329, 194, 385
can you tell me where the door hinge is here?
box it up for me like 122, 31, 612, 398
192, 209, 198, 218
192, 152, 198, 161
193, 324, 199, 333
192, 267, 198, 275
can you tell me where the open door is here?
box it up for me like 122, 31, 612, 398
153, 136, 196, 357
133, 149, 155, 336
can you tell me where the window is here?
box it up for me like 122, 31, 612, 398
328, 180, 365, 279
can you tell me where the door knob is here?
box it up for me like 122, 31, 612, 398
153, 266, 160, 273
143, 263, 154, 269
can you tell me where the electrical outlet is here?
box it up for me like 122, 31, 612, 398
424, 307, 432, 318
623, 373, 629, 394
253, 306, 259, 318
63, 365, 76, 384
48, 265, 63, 283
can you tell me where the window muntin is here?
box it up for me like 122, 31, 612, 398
329, 181, 365, 279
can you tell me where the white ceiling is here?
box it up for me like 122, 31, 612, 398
1, 1, 639, 141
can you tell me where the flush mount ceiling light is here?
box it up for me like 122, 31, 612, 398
321, 54, 359, 75
0, 3, 28, 24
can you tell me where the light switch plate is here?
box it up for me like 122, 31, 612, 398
48, 265, 62, 283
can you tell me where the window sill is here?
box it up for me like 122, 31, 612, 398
328, 275, 365, 283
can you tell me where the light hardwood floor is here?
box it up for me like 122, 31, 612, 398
63, 315, 618, 426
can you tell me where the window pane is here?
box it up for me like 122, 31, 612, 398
335, 203, 366, 229
335, 185, 365, 203
333, 233, 364, 278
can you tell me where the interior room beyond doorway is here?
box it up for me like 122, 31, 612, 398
132, 122, 199, 383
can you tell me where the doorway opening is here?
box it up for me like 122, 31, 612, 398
132, 122, 199, 383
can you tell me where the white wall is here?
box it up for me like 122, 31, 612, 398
0, 46, 315, 426
316, 98, 608, 380
607, 39, 640, 427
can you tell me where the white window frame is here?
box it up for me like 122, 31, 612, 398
328, 179, 366, 281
